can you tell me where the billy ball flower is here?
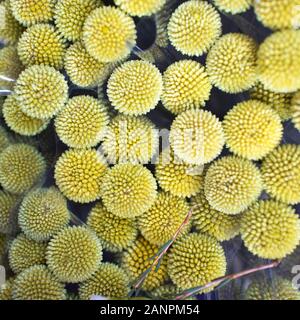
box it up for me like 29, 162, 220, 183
107, 60, 163, 116
204, 156, 263, 215
241, 200, 300, 259
54, 149, 108, 203
161, 60, 212, 115
46, 226, 103, 283
0, 126, 10, 153
167, 0, 221, 56
0, 191, 18, 233
292, 91, 300, 131
213, 0, 252, 14
206, 33, 257, 93
0, 278, 14, 300
115, 0, 166, 17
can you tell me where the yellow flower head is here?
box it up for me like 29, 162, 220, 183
214, 0, 252, 14
115, 0, 166, 17
0, 126, 10, 153
292, 91, 300, 131
0, 190, 18, 234
0, 278, 14, 300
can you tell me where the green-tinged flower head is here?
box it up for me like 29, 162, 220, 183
0, 191, 18, 233
79, 263, 129, 300
46, 226, 103, 283
168, 0, 221, 56
18, 187, 70, 242
204, 156, 263, 215
102, 114, 158, 164
214, 0, 252, 14
223, 100, 283, 160
3, 95, 49, 136
115, 0, 166, 17
162, 60, 212, 114
206, 33, 257, 93
0, 144, 46, 194
292, 91, 300, 131
170, 109, 225, 165
14, 65, 68, 119
0, 126, 9, 153
8, 233, 47, 274
54, 149, 108, 203
0, 278, 14, 300
83, 6, 137, 63
87, 202, 138, 252
101, 164, 157, 218
168, 233, 226, 290
55, 96, 109, 149
107, 60, 163, 116
13, 265, 66, 300
122, 236, 168, 291
257, 30, 300, 93
261, 144, 300, 204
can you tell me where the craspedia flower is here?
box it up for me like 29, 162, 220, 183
46, 226, 103, 283
0, 278, 14, 300
18, 187, 70, 242
14, 65, 68, 120
292, 91, 300, 131
0, 191, 18, 233
3, 95, 49, 136
204, 156, 263, 215
206, 33, 257, 93
0, 126, 9, 153
170, 109, 225, 165
261, 144, 300, 204
8, 234, 47, 274
0, 144, 46, 194
241, 200, 300, 260
13, 265, 66, 300
223, 100, 283, 160
254, 0, 300, 30
161, 60, 212, 115
79, 263, 129, 300
214, 0, 252, 14
167, 1, 221, 56
115, 0, 166, 17
191, 190, 240, 242
168, 233, 226, 290
55, 96, 109, 149
83, 6, 137, 63
101, 164, 157, 218
257, 30, 300, 93
64, 42, 110, 88
17, 24, 66, 69
250, 82, 293, 121
87, 202, 137, 252
107, 60, 163, 116
122, 236, 168, 291
138, 192, 190, 246
54, 0, 102, 42
102, 114, 158, 164
10, 0, 56, 26
54, 149, 107, 203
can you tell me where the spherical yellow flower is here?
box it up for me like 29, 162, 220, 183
0, 191, 18, 234
161, 60, 212, 114
3, 95, 49, 136
54, 0, 102, 42
170, 109, 225, 165
87, 202, 138, 252
204, 156, 263, 215
257, 30, 300, 93
83, 6, 136, 63
223, 100, 283, 160
191, 190, 240, 242
138, 192, 190, 246
10, 0, 56, 26
122, 236, 168, 291
0, 126, 9, 153
241, 200, 300, 259
46, 226, 103, 283
79, 263, 129, 300
292, 91, 300, 131
55, 96, 109, 149
102, 114, 158, 164
8, 234, 47, 274
250, 82, 293, 121
115, 0, 166, 17
168, 233, 226, 290
17, 23, 66, 69
107, 60, 162, 116
213, 0, 252, 14
0, 144, 46, 194
150, 284, 187, 300
0, 278, 14, 300
14, 65, 68, 119
13, 265, 66, 300
167, 0, 221, 56
254, 0, 300, 30
261, 144, 300, 204
18, 187, 70, 242
101, 164, 157, 218
54, 149, 108, 203
206, 33, 257, 93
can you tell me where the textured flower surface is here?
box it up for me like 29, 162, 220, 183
115, 0, 166, 17
292, 92, 300, 132
0, 190, 18, 234
214, 0, 252, 14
